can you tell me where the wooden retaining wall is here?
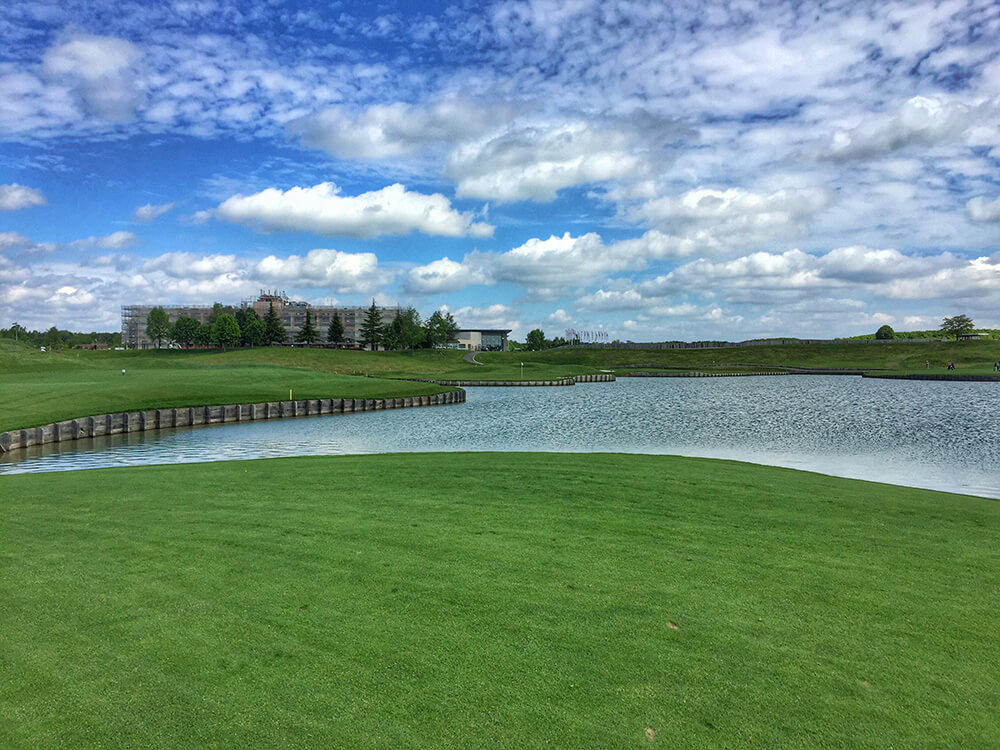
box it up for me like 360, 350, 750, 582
403, 373, 616, 387
0, 390, 465, 454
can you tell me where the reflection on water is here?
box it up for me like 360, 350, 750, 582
2, 376, 998, 498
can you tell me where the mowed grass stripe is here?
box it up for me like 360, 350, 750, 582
0, 362, 451, 433
1, 453, 997, 747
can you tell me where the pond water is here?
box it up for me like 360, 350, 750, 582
2, 376, 998, 498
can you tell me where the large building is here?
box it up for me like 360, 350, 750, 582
122, 292, 400, 349
122, 292, 510, 351
452, 329, 509, 351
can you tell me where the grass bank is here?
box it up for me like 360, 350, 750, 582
1, 453, 997, 747
0, 340, 452, 433
484, 339, 1000, 374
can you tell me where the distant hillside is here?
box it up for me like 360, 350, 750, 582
840, 329, 1000, 341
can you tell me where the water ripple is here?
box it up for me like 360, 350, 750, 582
2, 377, 997, 498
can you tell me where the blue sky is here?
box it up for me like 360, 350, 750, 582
1, 0, 999, 340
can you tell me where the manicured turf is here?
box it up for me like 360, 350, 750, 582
1, 453, 997, 747
482, 339, 1000, 374
0, 341, 453, 432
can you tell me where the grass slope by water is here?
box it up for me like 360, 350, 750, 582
0, 340, 453, 433
483, 339, 1000, 375
1, 453, 997, 747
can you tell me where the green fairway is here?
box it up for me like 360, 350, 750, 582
481, 339, 1000, 374
1, 453, 997, 747
0, 341, 453, 433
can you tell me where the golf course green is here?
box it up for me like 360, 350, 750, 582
1, 453, 997, 747
2, 338, 998, 746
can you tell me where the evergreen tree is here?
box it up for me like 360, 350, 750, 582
360, 299, 383, 350
237, 308, 261, 345
263, 302, 286, 344
145, 306, 170, 348
327, 313, 345, 344
295, 309, 320, 344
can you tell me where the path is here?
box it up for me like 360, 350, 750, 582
464, 351, 483, 365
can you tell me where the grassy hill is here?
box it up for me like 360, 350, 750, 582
1, 453, 997, 747
482, 339, 1000, 374
0, 340, 453, 433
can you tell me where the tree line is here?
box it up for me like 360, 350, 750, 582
857, 315, 997, 341
0, 323, 122, 349
145, 301, 459, 351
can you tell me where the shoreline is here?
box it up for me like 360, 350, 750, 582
0, 391, 465, 454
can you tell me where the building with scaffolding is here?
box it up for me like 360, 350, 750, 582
121, 292, 401, 349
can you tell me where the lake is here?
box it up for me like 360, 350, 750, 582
2, 376, 998, 498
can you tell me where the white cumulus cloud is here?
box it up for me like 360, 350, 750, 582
819, 96, 981, 163
403, 256, 489, 295
253, 247, 392, 294
637, 186, 832, 246
215, 182, 494, 238
0, 184, 47, 211
446, 117, 680, 204
143, 252, 238, 278
442, 303, 518, 330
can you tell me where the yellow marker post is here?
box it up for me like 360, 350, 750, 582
289, 389, 293, 400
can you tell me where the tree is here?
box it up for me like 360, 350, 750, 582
172, 316, 201, 348
212, 313, 242, 349
327, 313, 345, 344
237, 309, 261, 346
146, 306, 170, 349
295, 309, 320, 344
360, 299, 383, 350
193, 323, 213, 347
43, 326, 62, 349
263, 302, 286, 344
424, 310, 457, 348
5, 322, 26, 341
243, 316, 266, 347
380, 318, 401, 350
940, 314, 975, 340
875, 324, 895, 340
397, 307, 424, 349
207, 302, 235, 326
526, 328, 546, 351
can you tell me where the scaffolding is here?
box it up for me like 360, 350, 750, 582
120, 305, 142, 349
